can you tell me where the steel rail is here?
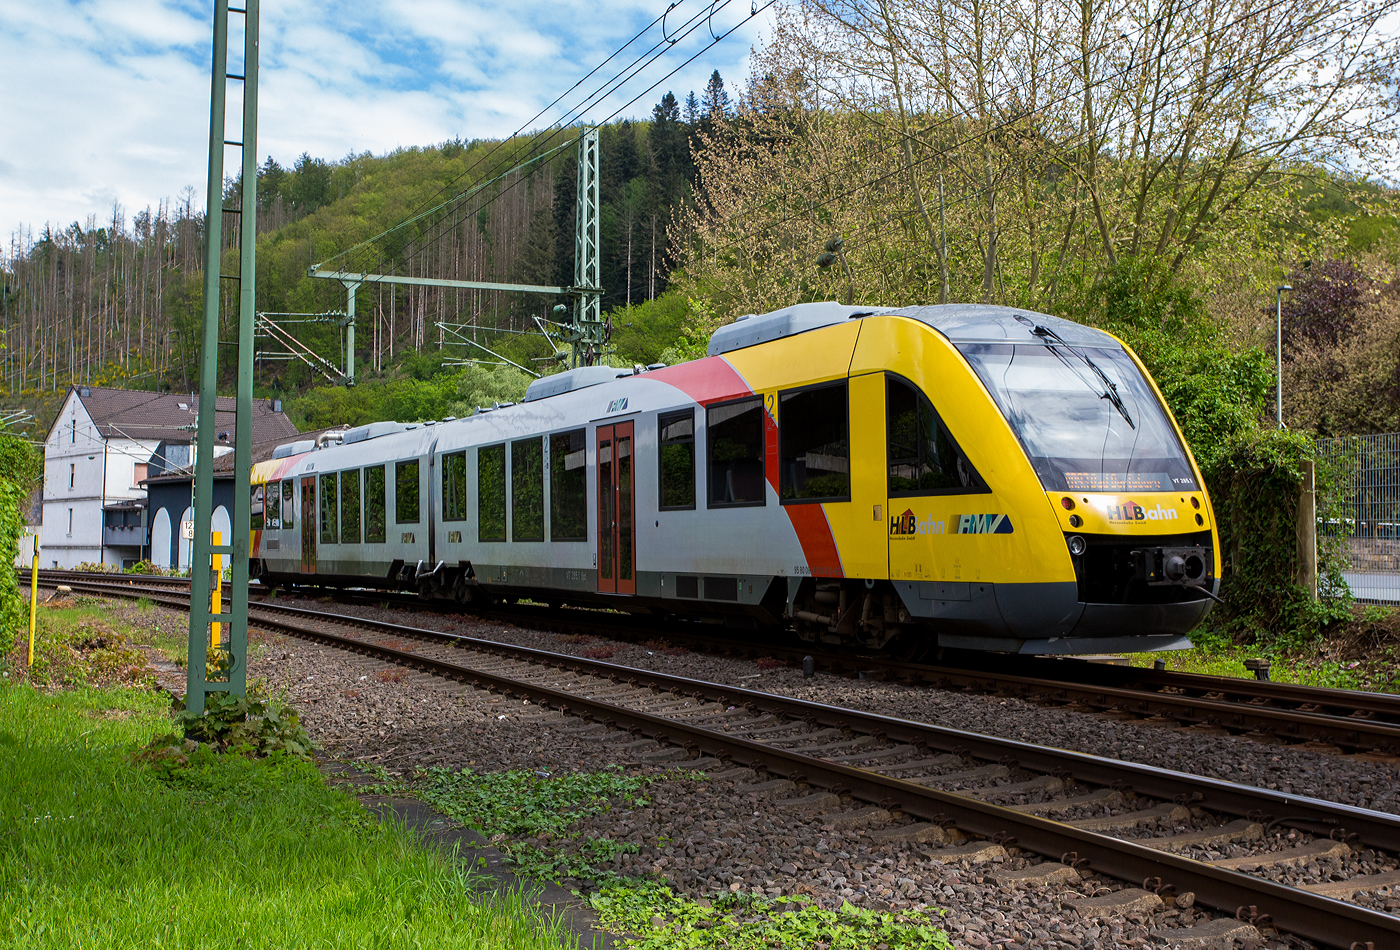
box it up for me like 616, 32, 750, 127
37, 570, 1400, 752
233, 600, 1400, 949
43, 576, 1400, 947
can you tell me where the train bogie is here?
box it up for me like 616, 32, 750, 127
248, 302, 1221, 656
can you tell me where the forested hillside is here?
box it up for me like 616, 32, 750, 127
0, 72, 734, 421
4, 0, 1400, 445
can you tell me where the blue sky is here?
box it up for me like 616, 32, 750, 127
0, 0, 771, 239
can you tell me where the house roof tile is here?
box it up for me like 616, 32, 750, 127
69, 386, 299, 445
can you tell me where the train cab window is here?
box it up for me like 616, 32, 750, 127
442, 451, 467, 521
512, 438, 544, 542
319, 473, 339, 544
365, 466, 386, 542
708, 397, 766, 507
779, 382, 850, 502
550, 429, 587, 541
658, 410, 696, 510
887, 376, 981, 495
265, 482, 281, 529
395, 461, 420, 524
281, 480, 295, 530
478, 445, 507, 542
341, 469, 361, 544
250, 484, 264, 531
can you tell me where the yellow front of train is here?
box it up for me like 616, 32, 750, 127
724, 304, 1220, 653
941, 311, 1223, 649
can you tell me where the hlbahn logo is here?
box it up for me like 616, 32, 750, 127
1106, 501, 1178, 523
607, 397, 629, 413
890, 509, 946, 537
956, 513, 1014, 534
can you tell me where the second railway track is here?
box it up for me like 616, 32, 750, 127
37, 574, 1400, 949
37, 568, 1400, 757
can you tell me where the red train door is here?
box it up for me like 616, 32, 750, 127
596, 422, 635, 594
300, 476, 316, 573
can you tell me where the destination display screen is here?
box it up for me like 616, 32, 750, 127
1064, 471, 1173, 492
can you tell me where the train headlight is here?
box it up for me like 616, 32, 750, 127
1068, 535, 1087, 556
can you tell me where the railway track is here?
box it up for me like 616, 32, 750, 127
35, 574, 1400, 948
35, 568, 1400, 756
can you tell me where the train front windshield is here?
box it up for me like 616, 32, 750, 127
957, 342, 1199, 494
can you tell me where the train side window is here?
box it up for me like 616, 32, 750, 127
365, 466, 386, 542
250, 484, 265, 531
886, 375, 982, 495
658, 409, 695, 510
395, 460, 420, 524
341, 468, 361, 543
550, 429, 587, 541
319, 473, 339, 544
281, 480, 295, 530
442, 451, 467, 521
512, 437, 544, 541
707, 397, 766, 507
478, 445, 507, 542
265, 481, 281, 529
779, 381, 850, 503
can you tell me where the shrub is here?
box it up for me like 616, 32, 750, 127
0, 481, 25, 657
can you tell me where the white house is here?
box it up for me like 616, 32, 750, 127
40, 386, 297, 569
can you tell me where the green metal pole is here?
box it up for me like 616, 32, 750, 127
187, 0, 230, 715
342, 280, 359, 385
227, 0, 258, 701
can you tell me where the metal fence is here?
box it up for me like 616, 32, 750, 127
1316, 432, 1400, 603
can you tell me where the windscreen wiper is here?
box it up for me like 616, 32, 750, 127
1014, 315, 1135, 430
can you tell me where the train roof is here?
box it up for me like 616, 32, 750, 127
707, 301, 1115, 356
267, 303, 1118, 460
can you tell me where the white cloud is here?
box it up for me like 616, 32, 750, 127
0, 0, 771, 240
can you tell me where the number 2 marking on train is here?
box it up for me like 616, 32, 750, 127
764, 392, 776, 418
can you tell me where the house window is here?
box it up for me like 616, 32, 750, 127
442, 451, 467, 521
365, 466, 386, 542
707, 397, 766, 507
340, 469, 361, 543
70, 418, 75, 445
779, 381, 850, 503
395, 460, 420, 524
319, 473, 338, 544
549, 429, 587, 541
133, 463, 148, 486
68, 508, 73, 536
887, 376, 980, 495
658, 410, 695, 510
69, 464, 75, 490
477, 445, 506, 542
511, 437, 544, 542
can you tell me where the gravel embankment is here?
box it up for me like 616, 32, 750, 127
225, 597, 1387, 949
272, 596, 1400, 816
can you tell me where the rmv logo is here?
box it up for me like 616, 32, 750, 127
956, 513, 1014, 534
607, 397, 629, 413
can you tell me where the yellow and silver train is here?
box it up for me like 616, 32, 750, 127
249, 302, 1220, 656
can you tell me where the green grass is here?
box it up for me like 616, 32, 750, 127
1126, 615, 1400, 693
588, 881, 954, 950
403, 765, 655, 883
0, 683, 576, 950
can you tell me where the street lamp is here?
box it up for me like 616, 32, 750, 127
1276, 284, 1292, 428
